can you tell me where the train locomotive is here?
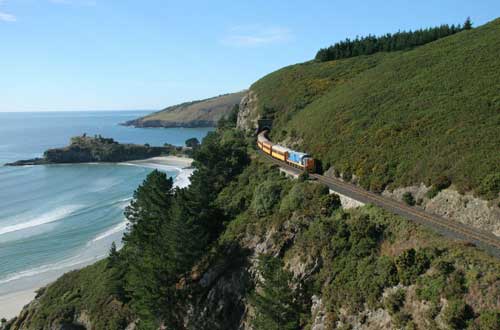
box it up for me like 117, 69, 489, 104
257, 130, 315, 172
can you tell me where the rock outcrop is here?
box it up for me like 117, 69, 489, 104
383, 185, 500, 237
5, 135, 177, 166
236, 90, 259, 132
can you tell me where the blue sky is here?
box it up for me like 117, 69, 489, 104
1, 0, 499, 112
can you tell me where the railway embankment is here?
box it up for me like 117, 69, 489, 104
259, 150, 500, 258
383, 185, 500, 237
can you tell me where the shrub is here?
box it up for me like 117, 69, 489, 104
415, 260, 462, 303
426, 176, 452, 199
342, 170, 353, 181
442, 270, 466, 300
185, 137, 200, 149
426, 187, 440, 199
434, 176, 452, 191
435, 260, 455, 275
384, 289, 406, 315
475, 311, 500, 330
319, 194, 342, 216
396, 249, 431, 285
478, 173, 500, 200
279, 182, 328, 213
402, 192, 416, 206
252, 181, 283, 216
441, 300, 473, 330
392, 311, 412, 328
298, 171, 310, 182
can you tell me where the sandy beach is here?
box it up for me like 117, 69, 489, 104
0, 290, 37, 320
127, 155, 193, 169
0, 155, 194, 321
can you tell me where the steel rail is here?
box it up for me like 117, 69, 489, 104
258, 150, 500, 257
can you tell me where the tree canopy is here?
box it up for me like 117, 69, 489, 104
316, 21, 470, 62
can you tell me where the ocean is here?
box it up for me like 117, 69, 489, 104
0, 111, 213, 297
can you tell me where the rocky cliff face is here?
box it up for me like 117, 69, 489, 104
323, 166, 500, 237
382, 184, 500, 237
6, 135, 176, 166
236, 90, 259, 132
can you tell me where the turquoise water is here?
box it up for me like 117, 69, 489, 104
0, 111, 213, 295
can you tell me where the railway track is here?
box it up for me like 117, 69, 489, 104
259, 150, 500, 258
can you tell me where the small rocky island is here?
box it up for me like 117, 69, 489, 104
6, 134, 179, 166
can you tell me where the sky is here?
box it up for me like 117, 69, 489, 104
0, 0, 499, 112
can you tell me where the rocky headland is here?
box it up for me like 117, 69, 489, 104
5, 135, 180, 166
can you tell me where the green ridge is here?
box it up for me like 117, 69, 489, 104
251, 18, 500, 197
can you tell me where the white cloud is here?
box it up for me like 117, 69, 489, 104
0, 11, 15, 22
221, 25, 292, 47
0, 0, 15, 22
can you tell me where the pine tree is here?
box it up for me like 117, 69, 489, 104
123, 170, 174, 248
160, 191, 208, 274
121, 170, 176, 326
464, 17, 473, 30
250, 255, 302, 330
108, 241, 119, 268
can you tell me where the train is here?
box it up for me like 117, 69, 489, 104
257, 130, 316, 172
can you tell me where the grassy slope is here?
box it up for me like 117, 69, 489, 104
132, 91, 245, 126
251, 19, 500, 196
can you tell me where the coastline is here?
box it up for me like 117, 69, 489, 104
125, 155, 193, 169
0, 155, 194, 320
0, 290, 37, 321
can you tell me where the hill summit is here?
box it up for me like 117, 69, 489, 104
124, 91, 245, 128
239, 18, 500, 201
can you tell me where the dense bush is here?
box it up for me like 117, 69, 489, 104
474, 311, 500, 330
395, 248, 431, 285
279, 182, 329, 213
477, 173, 500, 200
402, 192, 416, 206
306, 212, 399, 312
415, 259, 469, 304
252, 181, 283, 216
384, 289, 406, 315
441, 299, 474, 329
319, 193, 342, 216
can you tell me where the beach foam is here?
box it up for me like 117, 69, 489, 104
174, 168, 195, 189
0, 205, 83, 236
0, 252, 106, 286
122, 156, 194, 189
91, 221, 128, 243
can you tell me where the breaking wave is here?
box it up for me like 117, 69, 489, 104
0, 205, 83, 236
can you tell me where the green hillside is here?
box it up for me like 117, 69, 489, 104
251, 18, 500, 198
124, 91, 245, 128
